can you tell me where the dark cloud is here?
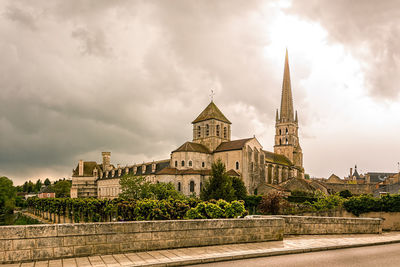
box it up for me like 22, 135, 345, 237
1, 0, 291, 184
287, 0, 400, 100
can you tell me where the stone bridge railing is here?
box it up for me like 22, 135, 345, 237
0, 215, 382, 264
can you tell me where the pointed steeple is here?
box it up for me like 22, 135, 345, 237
295, 110, 298, 122
275, 109, 279, 122
279, 49, 294, 123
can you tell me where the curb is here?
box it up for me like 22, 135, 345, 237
133, 238, 400, 267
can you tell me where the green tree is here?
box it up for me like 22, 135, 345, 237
200, 160, 236, 202
149, 182, 184, 200
0, 177, 16, 214
119, 175, 151, 200
44, 178, 51, 186
53, 180, 72, 198
34, 179, 42, 193
231, 176, 247, 200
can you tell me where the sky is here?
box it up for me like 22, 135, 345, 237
0, 0, 399, 185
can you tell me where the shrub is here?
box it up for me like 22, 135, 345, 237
258, 192, 289, 215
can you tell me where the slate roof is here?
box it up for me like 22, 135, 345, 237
367, 172, 397, 183
214, 138, 253, 152
263, 150, 292, 166
99, 160, 170, 180
192, 101, 231, 124
72, 162, 100, 177
172, 142, 211, 154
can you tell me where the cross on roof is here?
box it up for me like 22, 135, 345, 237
209, 89, 215, 102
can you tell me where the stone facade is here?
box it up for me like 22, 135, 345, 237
70, 51, 305, 198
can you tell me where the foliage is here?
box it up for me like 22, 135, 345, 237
52, 180, 72, 198
342, 194, 400, 216
119, 175, 151, 200
200, 160, 241, 202
0, 176, 16, 214
287, 190, 318, 203
185, 199, 246, 219
119, 174, 185, 201
258, 192, 289, 215
312, 193, 344, 211
244, 195, 262, 214
44, 178, 51, 186
339, 190, 353, 199
231, 176, 247, 200
304, 174, 310, 180
26, 197, 244, 222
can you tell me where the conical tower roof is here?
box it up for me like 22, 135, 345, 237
192, 101, 231, 124
280, 49, 295, 122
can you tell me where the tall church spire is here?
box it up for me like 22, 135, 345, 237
279, 49, 294, 123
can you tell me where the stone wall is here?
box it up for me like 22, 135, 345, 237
0, 217, 284, 264
277, 215, 382, 235
301, 209, 400, 231
322, 183, 376, 195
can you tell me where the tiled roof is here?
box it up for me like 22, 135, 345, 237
192, 101, 231, 124
99, 160, 170, 180
172, 142, 211, 154
214, 138, 253, 152
367, 172, 397, 183
263, 150, 292, 166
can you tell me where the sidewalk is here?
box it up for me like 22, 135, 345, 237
3, 232, 400, 267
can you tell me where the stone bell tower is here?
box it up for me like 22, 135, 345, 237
192, 101, 231, 151
274, 50, 304, 175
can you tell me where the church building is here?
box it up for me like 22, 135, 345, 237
70, 51, 305, 199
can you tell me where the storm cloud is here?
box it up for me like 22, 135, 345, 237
1, 0, 399, 184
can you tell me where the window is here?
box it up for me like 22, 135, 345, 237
223, 127, 227, 138
236, 161, 239, 170
206, 124, 209, 136
197, 126, 201, 138
178, 182, 181, 191
190, 181, 195, 192
286, 138, 288, 145
189, 160, 192, 167
181, 160, 185, 167
279, 139, 282, 145
202, 162, 205, 168
279, 129, 282, 135
175, 161, 178, 167
286, 128, 288, 134
216, 125, 220, 136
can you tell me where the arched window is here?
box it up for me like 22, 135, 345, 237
279, 139, 282, 145
181, 160, 185, 167
177, 182, 181, 192
175, 161, 178, 167
236, 161, 239, 170
190, 181, 195, 192
223, 127, 227, 138
286, 138, 288, 144
202, 162, 205, 168
279, 129, 282, 135
286, 128, 288, 134
206, 124, 209, 136
197, 126, 201, 138
216, 125, 220, 136
189, 160, 192, 167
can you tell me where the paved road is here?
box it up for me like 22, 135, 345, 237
192, 243, 400, 267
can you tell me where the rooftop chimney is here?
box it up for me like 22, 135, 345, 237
102, 152, 111, 171
79, 160, 84, 176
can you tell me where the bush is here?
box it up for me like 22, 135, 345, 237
339, 190, 353, 199
312, 194, 343, 211
258, 192, 289, 215
287, 190, 318, 203
185, 200, 246, 219
244, 195, 262, 214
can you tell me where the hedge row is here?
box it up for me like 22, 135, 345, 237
343, 194, 400, 216
26, 197, 246, 223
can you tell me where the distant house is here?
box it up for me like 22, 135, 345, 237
24, 193, 38, 200
38, 187, 55, 199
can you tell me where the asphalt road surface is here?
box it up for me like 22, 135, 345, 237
191, 243, 400, 267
